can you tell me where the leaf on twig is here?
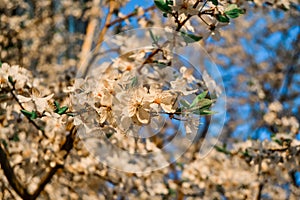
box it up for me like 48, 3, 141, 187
21, 109, 38, 120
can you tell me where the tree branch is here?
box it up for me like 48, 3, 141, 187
9, 83, 46, 138
0, 126, 77, 200
30, 126, 77, 200
82, 0, 116, 77
0, 143, 31, 199
106, 5, 156, 28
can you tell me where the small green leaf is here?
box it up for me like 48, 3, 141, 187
179, 99, 190, 108
54, 101, 68, 115
21, 109, 38, 120
149, 30, 158, 43
225, 4, 238, 12
130, 76, 138, 88
8, 76, 15, 86
181, 32, 203, 43
242, 149, 250, 157
216, 14, 230, 23
189, 91, 208, 108
21, 109, 32, 118
168, 188, 176, 195
190, 99, 213, 110
225, 9, 243, 18
0, 60, 2, 67
149, 30, 161, 45
199, 109, 216, 115
274, 139, 283, 146
54, 101, 60, 109
154, 0, 172, 13
13, 133, 20, 142
31, 111, 38, 119
106, 132, 114, 139
166, 0, 173, 5
215, 144, 231, 155
209, 0, 218, 6
224, 4, 245, 18
57, 106, 68, 115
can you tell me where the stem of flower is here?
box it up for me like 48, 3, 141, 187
9, 83, 47, 138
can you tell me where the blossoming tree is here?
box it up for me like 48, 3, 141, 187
0, 0, 299, 199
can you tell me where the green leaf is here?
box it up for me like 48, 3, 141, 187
21, 109, 38, 120
106, 132, 114, 139
8, 76, 15, 86
179, 99, 190, 108
154, 0, 172, 13
130, 76, 138, 88
190, 99, 213, 110
199, 109, 216, 115
191, 107, 213, 115
168, 188, 176, 196
54, 100, 68, 115
181, 32, 203, 43
149, 30, 161, 45
225, 4, 238, 12
13, 133, 20, 142
242, 149, 250, 157
0, 60, 2, 67
21, 109, 32, 118
189, 91, 208, 108
54, 101, 60, 109
57, 106, 68, 115
215, 144, 231, 155
209, 0, 218, 6
225, 9, 243, 18
149, 30, 158, 43
274, 139, 283, 146
216, 14, 230, 23
31, 111, 38, 119
224, 4, 245, 18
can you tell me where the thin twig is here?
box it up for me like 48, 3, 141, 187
0, 126, 77, 200
30, 126, 77, 200
9, 83, 46, 138
0, 143, 31, 199
256, 142, 264, 200
94, 0, 116, 52
106, 5, 156, 28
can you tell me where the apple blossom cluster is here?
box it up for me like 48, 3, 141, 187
154, 0, 246, 41
71, 49, 214, 139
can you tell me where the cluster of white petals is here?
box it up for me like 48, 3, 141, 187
72, 51, 205, 137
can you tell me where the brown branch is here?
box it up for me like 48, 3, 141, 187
0, 143, 31, 199
0, 126, 77, 200
256, 182, 264, 200
256, 143, 264, 200
78, 17, 98, 70
106, 5, 156, 28
137, 48, 161, 74
94, 1, 116, 53
9, 83, 46, 138
82, 0, 117, 77
30, 126, 77, 200
138, 0, 203, 73
175, 0, 203, 31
